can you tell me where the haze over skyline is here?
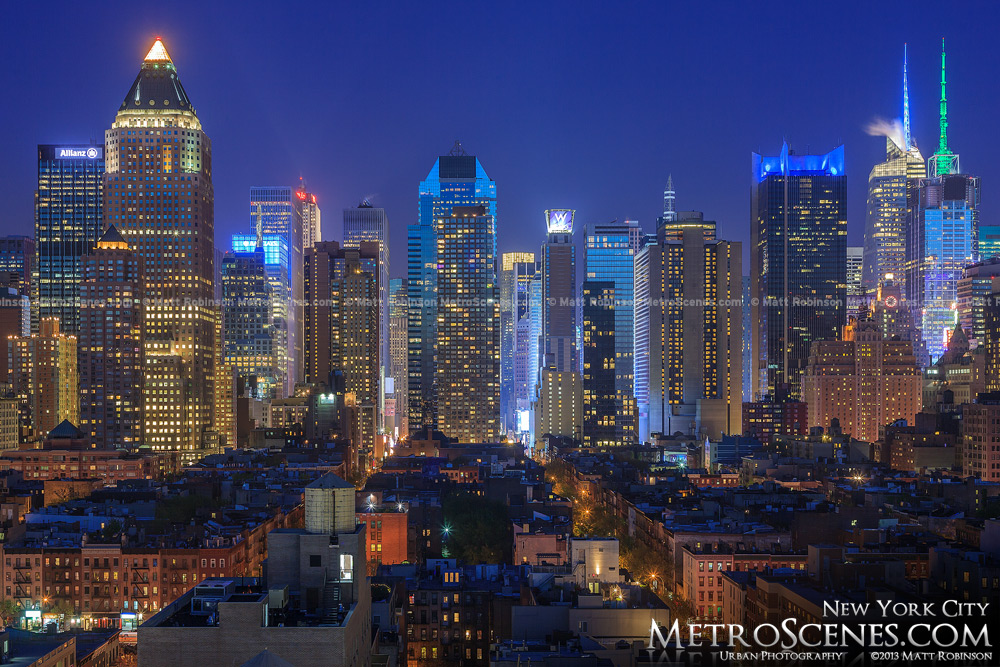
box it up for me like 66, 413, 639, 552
2, 0, 999, 273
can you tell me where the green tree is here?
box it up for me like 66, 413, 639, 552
45, 598, 75, 618
441, 492, 511, 564
0, 599, 21, 626
101, 519, 123, 543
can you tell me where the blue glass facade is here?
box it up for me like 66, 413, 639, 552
980, 224, 1000, 262
908, 173, 980, 362
407, 149, 497, 431
221, 246, 280, 400
34, 144, 105, 333
249, 187, 303, 390
751, 142, 847, 399
584, 220, 643, 443
232, 233, 291, 395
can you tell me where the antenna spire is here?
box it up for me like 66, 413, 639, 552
930, 38, 958, 176
938, 38, 948, 155
663, 174, 676, 222
903, 43, 911, 152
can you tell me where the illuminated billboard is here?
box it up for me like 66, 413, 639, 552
44, 145, 103, 160
545, 209, 575, 234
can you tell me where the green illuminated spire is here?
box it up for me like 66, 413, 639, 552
931, 38, 958, 176
938, 38, 948, 155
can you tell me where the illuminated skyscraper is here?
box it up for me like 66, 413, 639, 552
907, 40, 981, 363
232, 233, 291, 396
658, 211, 717, 244
298, 182, 322, 249
104, 38, 217, 457
499, 252, 536, 432
534, 367, 582, 452
582, 281, 616, 447
928, 39, 959, 179
9, 318, 78, 442
221, 238, 283, 400
862, 45, 926, 297
435, 205, 500, 442
34, 145, 104, 331
958, 258, 1000, 350
909, 174, 979, 362
514, 316, 534, 434
584, 219, 643, 443
305, 241, 381, 469
79, 225, 144, 448
636, 225, 742, 440
540, 209, 577, 373
344, 201, 390, 408
407, 143, 496, 431
751, 142, 847, 399
527, 273, 543, 421
801, 320, 922, 443
250, 186, 304, 388
389, 278, 408, 437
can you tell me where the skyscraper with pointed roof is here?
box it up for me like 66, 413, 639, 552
929, 39, 958, 178
907, 39, 981, 363
863, 45, 926, 297
103, 38, 218, 458
79, 225, 144, 448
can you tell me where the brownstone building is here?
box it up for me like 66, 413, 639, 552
0, 505, 300, 625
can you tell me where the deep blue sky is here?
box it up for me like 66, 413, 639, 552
2, 1, 999, 278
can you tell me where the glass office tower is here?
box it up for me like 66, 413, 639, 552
221, 244, 281, 400
584, 219, 643, 443
862, 46, 926, 297
906, 40, 981, 363
500, 252, 536, 433
232, 233, 291, 396
35, 144, 104, 332
751, 142, 847, 400
407, 142, 496, 432
250, 186, 304, 388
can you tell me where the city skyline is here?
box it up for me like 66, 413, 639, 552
2, 3, 999, 277
0, 6, 998, 661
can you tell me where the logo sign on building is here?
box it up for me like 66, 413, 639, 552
56, 146, 103, 160
545, 208, 575, 234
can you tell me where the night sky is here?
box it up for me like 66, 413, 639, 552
2, 1, 999, 277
